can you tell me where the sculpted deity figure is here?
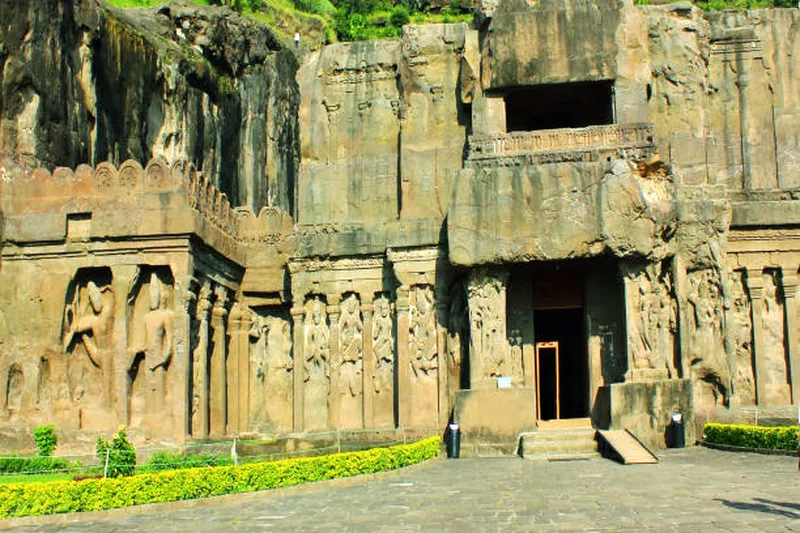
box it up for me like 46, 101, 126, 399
305, 298, 330, 382
339, 294, 363, 397
63, 281, 113, 369
688, 270, 730, 405
411, 286, 437, 378
761, 272, 789, 402
728, 271, 755, 403
130, 274, 175, 415
372, 296, 394, 394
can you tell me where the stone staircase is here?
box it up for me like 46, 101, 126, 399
519, 427, 601, 461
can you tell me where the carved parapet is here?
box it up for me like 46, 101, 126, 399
466, 123, 656, 167
235, 206, 294, 245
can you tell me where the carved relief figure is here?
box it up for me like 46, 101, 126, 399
129, 273, 175, 426
626, 263, 676, 376
410, 285, 437, 378
338, 294, 363, 428
62, 277, 114, 405
727, 270, 755, 404
304, 297, 330, 429
467, 272, 507, 381
687, 270, 730, 407
761, 270, 790, 404
447, 284, 469, 391
249, 312, 293, 430
372, 296, 394, 394
191, 281, 212, 437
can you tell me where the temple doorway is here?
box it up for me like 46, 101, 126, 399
533, 308, 589, 421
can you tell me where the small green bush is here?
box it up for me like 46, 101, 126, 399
0, 457, 71, 475
141, 452, 233, 473
703, 423, 799, 451
33, 425, 58, 457
96, 426, 136, 478
389, 6, 410, 28
0, 436, 440, 518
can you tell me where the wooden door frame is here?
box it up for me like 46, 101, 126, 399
535, 341, 560, 421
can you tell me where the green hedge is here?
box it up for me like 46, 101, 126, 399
703, 423, 799, 451
0, 436, 439, 518
0, 457, 72, 475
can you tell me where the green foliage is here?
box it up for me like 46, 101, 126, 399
96, 427, 136, 478
703, 423, 799, 451
140, 452, 233, 473
33, 426, 58, 458
292, 0, 336, 16
0, 457, 72, 475
0, 436, 440, 518
390, 6, 410, 28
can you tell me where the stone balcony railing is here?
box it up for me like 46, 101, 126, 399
467, 123, 656, 166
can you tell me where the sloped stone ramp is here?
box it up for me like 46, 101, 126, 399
597, 429, 659, 464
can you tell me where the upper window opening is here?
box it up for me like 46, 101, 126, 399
504, 80, 615, 133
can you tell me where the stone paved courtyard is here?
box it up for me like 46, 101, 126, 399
3, 447, 800, 532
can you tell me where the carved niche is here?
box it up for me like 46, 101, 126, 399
249, 310, 293, 431
761, 269, 791, 404
687, 269, 730, 408
727, 270, 755, 405
338, 293, 363, 429
127, 270, 175, 431
303, 296, 330, 430
62, 268, 114, 408
372, 294, 394, 427
409, 284, 439, 427
625, 262, 677, 379
447, 281, 469, 392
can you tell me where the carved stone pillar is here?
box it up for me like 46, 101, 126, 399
360, 293, 375, 428
227, 301, 249, 434
781, 269, 800, 403
110, 265, 138, 428
436, 300, 448, 427
210, 287, 229, 436
173, 275, 196, 442
192, 282, 212, 439
745, 270, 767, 405
396, 285, 411, 427
291, 305, 305, 432
327, 295, 342, 429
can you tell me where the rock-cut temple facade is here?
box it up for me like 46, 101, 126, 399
1, 0, 800, 452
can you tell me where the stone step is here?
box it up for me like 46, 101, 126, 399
519, 428, 600, 461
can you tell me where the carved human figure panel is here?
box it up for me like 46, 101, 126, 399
62, 276, 114, 404
249, 311, 293, 429
687, 269, 730, 406
339, 294, 363, 397
410, 285, 437, 378
728, 270, 755, 404
128, 273, 175, 425
372, 295, 394, 394
304, 298, 330, 382
761, 270, 790, 403
467, 272, 507, 380
626, 263, 676, 375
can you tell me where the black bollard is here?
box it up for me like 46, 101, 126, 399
668, 412, 685, 448
446, 423, 461, 459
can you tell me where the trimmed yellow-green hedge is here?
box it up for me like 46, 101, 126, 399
0, 436, 439, 518
703, 423, 798, 451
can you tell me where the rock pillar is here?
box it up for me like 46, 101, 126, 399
110, 265, 137, 428
327, 295, 341, 429
291, 305, 305, 432
396, 285, 411, 427
745, 270, 767, 405
173, 275, 196, 442
226, 301, 249, 434
210, 287, 228, 436
781, 269, 800, 403
192, 282, 212, 439
360, 293, 375, 428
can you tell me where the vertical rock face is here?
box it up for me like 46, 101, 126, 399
0, 0, 300, 214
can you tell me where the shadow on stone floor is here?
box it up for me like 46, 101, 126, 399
714, 498, 800, 520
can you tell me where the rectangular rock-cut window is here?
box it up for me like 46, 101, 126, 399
503, 80, 615, 132
66, 212, 92, 241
